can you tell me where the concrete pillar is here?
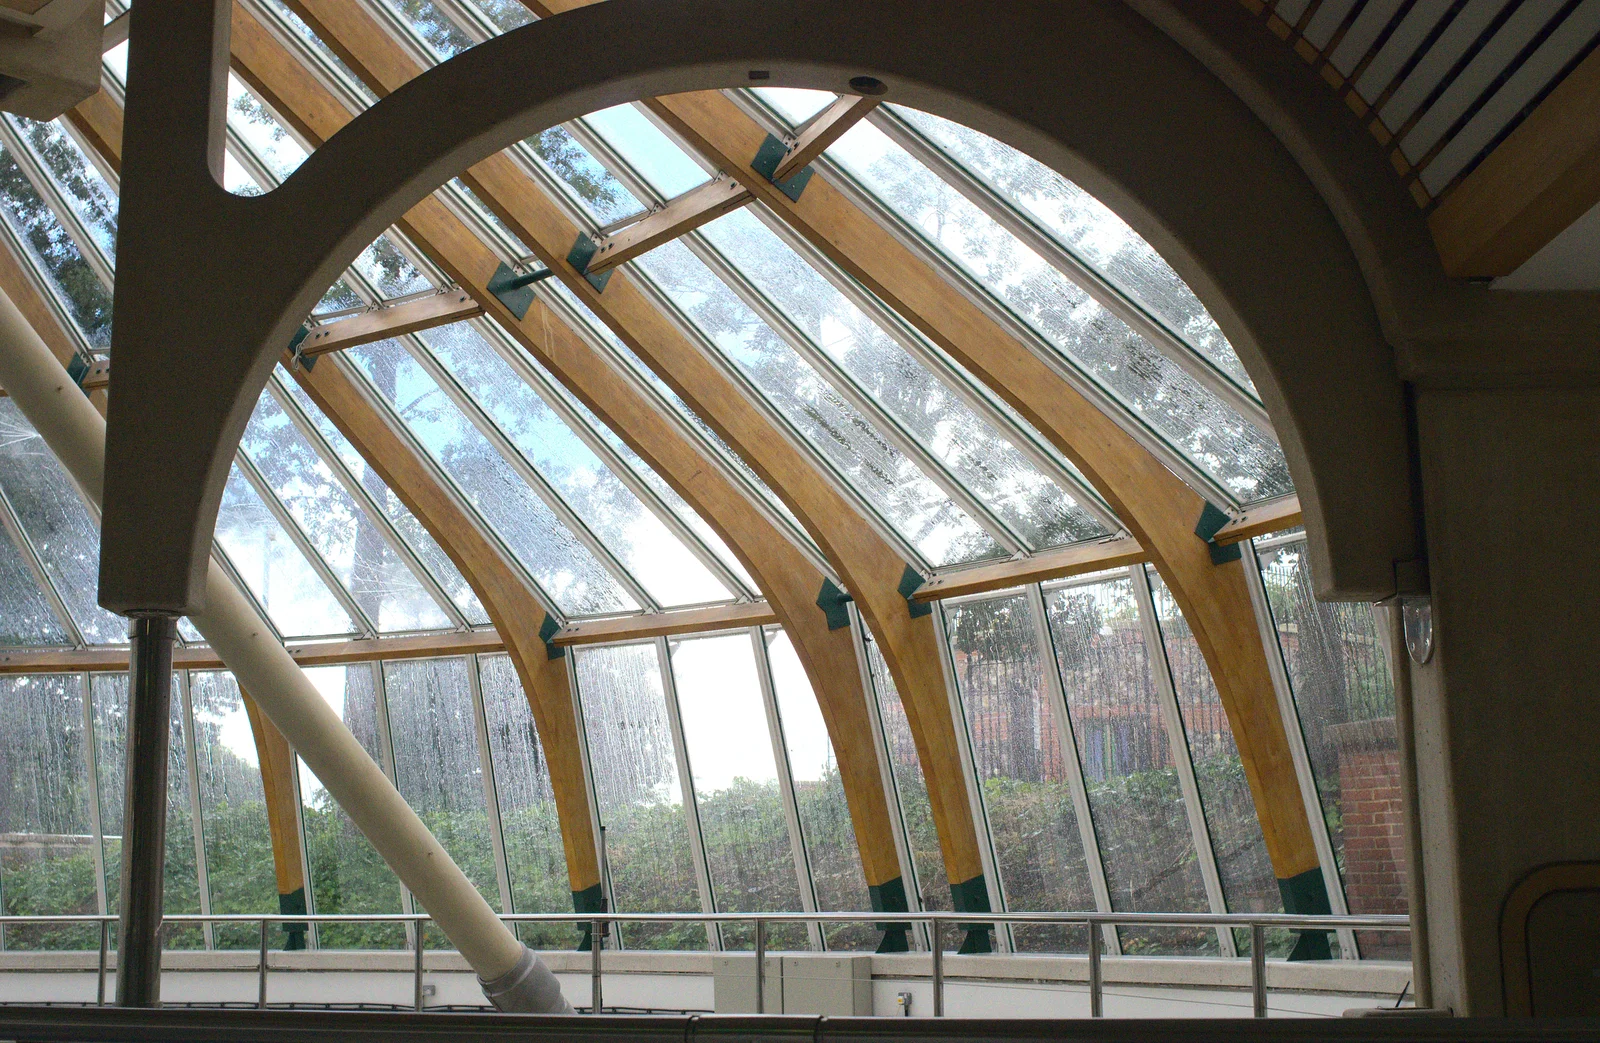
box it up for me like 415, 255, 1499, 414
1406, 382, 1600, 1015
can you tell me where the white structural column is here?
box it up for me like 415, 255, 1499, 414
0, 286, 571, 1014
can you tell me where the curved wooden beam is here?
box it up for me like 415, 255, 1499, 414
278, 0, 988, 926
636, 75, 1325, 911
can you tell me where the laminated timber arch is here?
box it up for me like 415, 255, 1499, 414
74, 6, 912, 927
98, 0, 1404, 933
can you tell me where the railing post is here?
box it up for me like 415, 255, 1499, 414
591, 918, 603, 1015
414, 918, 425, 1012
257, 918, 268, 1010
1251, 923, 1267, 1018
1088, 919, 1103, 1018
754, 918, 766, 1014
931, 916, 943, 1017
97, 919, 109, 1006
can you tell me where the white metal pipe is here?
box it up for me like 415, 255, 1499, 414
0, 286, 569, 1013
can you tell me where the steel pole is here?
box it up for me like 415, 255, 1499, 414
931, 917, 943, 1017
1251, 924, 1267, 1017
591, 919, 602, 1014
96, 920, 108, 1006
257, 919, 268, 1009
1088, 920, 1103, 1018
115, 615, 176, 1008
754, 918, 765, 1014
414, 920, 426, 1011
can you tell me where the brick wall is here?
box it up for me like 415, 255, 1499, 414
1328, 717, 1411, 960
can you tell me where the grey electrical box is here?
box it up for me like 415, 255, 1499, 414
712, 954, 783, 1014
712, 954, 872, 1015
781, 955, 872, 1016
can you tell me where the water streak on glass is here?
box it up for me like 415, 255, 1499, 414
669, 633, 808, 950
573, 643, 705, 950
945, 593, 1094, 952
1044, 575, 1213, 955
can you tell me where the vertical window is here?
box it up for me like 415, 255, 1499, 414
863, 636, 948, 910
298, 665, 406, 950
1146, 569, 1288, 955
0, 675, 95, 950
574, 644, 702, 950
1257, 539, 1407, 959
188, 671, 278, 949
90, 674, 203, 949
478, 654, 574, 950
1045, 577, 1212, 954
382, 658, 499, 946
946, 593, 1094, 952
764, 630, 873, 950
670, 633, 807, 950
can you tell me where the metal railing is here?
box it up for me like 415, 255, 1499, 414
0, 911, 1408, 1019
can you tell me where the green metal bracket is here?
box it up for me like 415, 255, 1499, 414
278, 887, 308, 950
751, 134, 815, 202
487, 261, 554, 320
816, 577, 854, 630
1277, 867, 1333, 961
949, 874, 994, 953
869, 876, 911, 952
287, 326, 314, 371
567, 233, 613, 293
572, 882, 607, 952
65, 352, 90, 387
1194, 501, 1242, 564
898, 565, 932, 619
538, 612, 566, 660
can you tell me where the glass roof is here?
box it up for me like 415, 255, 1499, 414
0, 0, 1298, 650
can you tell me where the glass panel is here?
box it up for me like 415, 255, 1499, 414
188, 671, 278, 950
347, 340, 637, 616
350, 234, 433, 301
214, 465, 359, 639
580, 104, 710, 198
7, 116, 118, 262
276, 371, 490, 626
297, 665, 406, 949
466, 0, 533, 33
0, 400, 126, 643
478, 653, 575, 950
697, 209, 1108, 550
632, 240, 1000, 566
382, 658, 500, 946
240, 390, 450, 633
573, 643, 703, 950
378, 0, 472, 59
90, 673, 203, 949
0, 521, 70, 646
863, 636, 947, 910
765, 630, 873, 951
945, 594, 1093, 952
751, 88, 835, 126
0, 675, 96, 949
823, 120, 1292, 504
1044, 576, 1213, 955
226, 75, 307, 184
1257, 539, 1407, 960
421, 322, 732, 606
525, 123, 644, 226
890, 107, 1255, 392
1145, 568, 1290, 957
670, 633, 807, 950
0, 146, 113, 348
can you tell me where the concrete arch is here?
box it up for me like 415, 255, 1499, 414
102, 0, 1411, 612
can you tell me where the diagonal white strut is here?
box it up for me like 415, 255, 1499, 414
0, 286, 570, 1014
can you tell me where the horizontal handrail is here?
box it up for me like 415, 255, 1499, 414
0, 911, 1410, 929
0, 909, 1410, 1021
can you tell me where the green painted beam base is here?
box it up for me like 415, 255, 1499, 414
572, 883, 606, 952
869, 877, 911, 953
950, 875, 993, 955
278, 888, 307, 951
1278, 868, 1333, 961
